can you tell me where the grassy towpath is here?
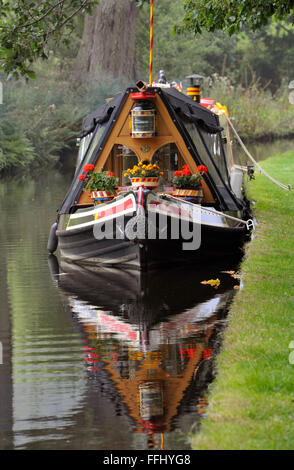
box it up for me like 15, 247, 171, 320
192, 150, 294, 450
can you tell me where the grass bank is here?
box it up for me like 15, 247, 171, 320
191, 150, 294, 450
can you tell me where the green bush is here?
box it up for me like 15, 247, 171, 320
0, 62, 124, 175
202, 74, 294, 140
0, 89, 36, 172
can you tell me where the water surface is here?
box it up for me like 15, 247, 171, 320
0, 138, 292, 450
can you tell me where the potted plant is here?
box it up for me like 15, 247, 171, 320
172, 164, 207, 201
124, 162, 164, 189
78, 164, 118, 204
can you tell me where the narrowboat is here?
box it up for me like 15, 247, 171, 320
48, 77, 253, 270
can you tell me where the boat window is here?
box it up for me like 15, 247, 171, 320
70, 124, 107, 198
121, 146, 139, 185
79, 125, 106, 170
102, 144, 139, 186
182, 122, 240, 209
75, 133, 93, 172
219, 115, 234, 175
199, 130, 229, 184
183, 122, 227, 189
151, 143, 183, 189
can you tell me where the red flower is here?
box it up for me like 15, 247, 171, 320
182, 169, 191, 176
174, 170, 181, 177
83, 164, 95, 173
78, 174, 86, 181
182, 164, 189, 170
107, 171, 114, 177
197, 165, 208, 174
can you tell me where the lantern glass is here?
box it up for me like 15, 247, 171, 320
131, 102, 155, 138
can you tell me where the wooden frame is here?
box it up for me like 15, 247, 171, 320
77, 93, 215, 205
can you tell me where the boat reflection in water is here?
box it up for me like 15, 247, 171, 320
49, 255, 240, 448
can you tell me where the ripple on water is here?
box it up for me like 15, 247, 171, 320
11, 331, 87, 449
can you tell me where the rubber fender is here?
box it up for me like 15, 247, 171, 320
47, 222, 58, 253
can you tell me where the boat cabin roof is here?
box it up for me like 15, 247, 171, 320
58, 86, 242, 215
78, 86, 223, 139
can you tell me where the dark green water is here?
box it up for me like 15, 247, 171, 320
0, 138, 292, 450
234, 137, 294, 166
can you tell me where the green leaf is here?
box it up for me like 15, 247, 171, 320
26, 70, 36, 79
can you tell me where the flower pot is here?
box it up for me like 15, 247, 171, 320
172, 188, 203, 202
91, 191, 115, 204
131, 177, 159, 190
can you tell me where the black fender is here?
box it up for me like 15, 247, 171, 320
47, 222, 58, 253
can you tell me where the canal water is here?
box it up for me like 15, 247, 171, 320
0, 138, 292, 450
233, 137, 294, 165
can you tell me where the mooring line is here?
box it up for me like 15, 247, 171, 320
164, 194, 254, 230
222, 112, 292, 191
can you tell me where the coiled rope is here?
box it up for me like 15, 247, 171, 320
222, 112, 292, 191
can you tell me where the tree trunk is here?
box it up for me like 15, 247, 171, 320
74, 0, 139, 84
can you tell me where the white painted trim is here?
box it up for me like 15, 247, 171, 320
70, 194, 135, 219
67, 198, 136, 231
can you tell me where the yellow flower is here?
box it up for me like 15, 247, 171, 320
124, 173, 128, 177
142, 170, 146, 175
142, 165, 147, 169
160, 172, 164, 176
138, 162, 142, 166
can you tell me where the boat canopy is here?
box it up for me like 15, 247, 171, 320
78, 87, 223, 139
159, 87, 223, 134
78, 91, 126, 139
58, 86, 242, 215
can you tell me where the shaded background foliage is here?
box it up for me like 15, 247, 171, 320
0, 0, 294, 174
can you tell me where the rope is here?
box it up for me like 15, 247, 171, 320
223, 112, 292, 191
164, 194, 254, 231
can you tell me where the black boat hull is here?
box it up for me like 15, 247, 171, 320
56, 217, 246, 271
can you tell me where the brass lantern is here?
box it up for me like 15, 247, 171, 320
131, 101, 156, 138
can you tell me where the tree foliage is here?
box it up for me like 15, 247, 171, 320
0, 0, 99, 78
178, 0, 294, 35
0, 0, 149, 79
1, 0, 294, 175
0, 59, 126, 174
136, 0, 238, 83
235, 22, 294, 90
136, 0, 294, 91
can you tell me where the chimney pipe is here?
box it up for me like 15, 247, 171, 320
186, 74, 205, 103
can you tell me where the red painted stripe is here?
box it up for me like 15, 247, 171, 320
96, 197, 134, 221
131, 92, 155, 100
148, 200, 192, 220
